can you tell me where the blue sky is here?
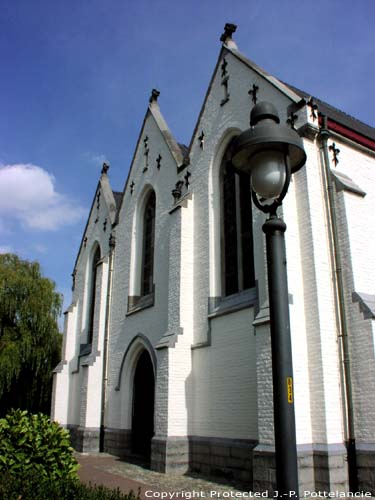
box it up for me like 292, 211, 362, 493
1, 0, 374, 320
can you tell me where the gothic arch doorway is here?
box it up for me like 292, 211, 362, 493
131, 349, 155, 460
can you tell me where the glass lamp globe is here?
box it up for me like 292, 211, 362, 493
250, 150, 286, 200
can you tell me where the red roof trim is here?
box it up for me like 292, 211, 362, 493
327, 119, 375, 151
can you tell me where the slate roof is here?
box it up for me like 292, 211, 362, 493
178, 143, 189, 158
287, 84, 375, 142
112, 191, 123, 211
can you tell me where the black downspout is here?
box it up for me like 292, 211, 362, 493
319, 116, 358, 492
99, 233, 115, 452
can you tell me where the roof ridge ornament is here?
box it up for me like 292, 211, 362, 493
220, 23, 238, 49
101, 162, 110, 174
149, 88, 160, 105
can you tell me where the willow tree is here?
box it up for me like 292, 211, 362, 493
0, 254, 62, 416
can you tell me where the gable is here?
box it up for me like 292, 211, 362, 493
185, 47, 303, 175
72, 169, 118, 279
118, 96, 188, 220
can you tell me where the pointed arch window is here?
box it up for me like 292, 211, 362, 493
221, 143, 255, 296
141, 190, 156, 297
87, 245, 101, 344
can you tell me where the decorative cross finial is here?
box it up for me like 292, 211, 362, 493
220, 55, 230, 106
172, 180, 184, 202
329, 142, 340, 166
198, 131, 205, 149
101, 162, 110, 174
143, 136, 149, 170
156, 154, 162, 170
287, 113, 298, 130
221, 58, 228, 78
109, 233, 116, 249
149, 88, 160, 104
184, 171, 191, 188
130, 181, 135, 195
307, 98, 318, 121
220, 23, 237, 43
71, 270, 76, 291
248, 84, 259, 105
221, 77, 230, 106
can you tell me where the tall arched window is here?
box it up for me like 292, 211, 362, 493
221, 142, 255, 296
87, 245, 101, 344
141, 191, 156, 296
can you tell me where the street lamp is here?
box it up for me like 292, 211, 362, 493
232, 102, 306, 499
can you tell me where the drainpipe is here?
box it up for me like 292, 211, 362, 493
99, 233, 115, 452
318, 116, 358, 492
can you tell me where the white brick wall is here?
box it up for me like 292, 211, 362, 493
191, 308, 257, 439
51, 303, 78, 423
52, 44, 375, 467
166, 197, 195, 436
332, 141, 375, 444
105, 109, 178, 432
52, 174, 116, 427
189, 51, 309, 442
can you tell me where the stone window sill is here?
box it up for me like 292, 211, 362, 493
71, 343, 100, 372
126, 289, 155, 316
208, 287, 257, 319
79, 343, 92, 357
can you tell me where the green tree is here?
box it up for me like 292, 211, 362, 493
0, 253, 62, 416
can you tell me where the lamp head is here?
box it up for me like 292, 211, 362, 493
231, 101, 306, 211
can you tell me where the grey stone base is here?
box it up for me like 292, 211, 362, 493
253, 444, 348, 496
68, 427, 364, 494
103, 428, 132, 458
252, 445, 277, 495
189, 436, 256, 485
151, 436, 190, 473
357, 446, 375, 494
68, 425, 100, 452
151, 435, 256, 484
312, 445, 348, 493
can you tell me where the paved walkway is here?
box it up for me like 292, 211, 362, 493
76, 454, 374, 500
76, 452, 247, 499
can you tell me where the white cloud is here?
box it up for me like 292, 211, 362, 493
0, 245, 13, 254
83, 152, 108, 167
32, 243, 48, 254
0, 164, 86, 231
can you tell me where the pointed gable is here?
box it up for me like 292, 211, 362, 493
148, 89, 186, 167
119, 89, 188, 216
183, 30, 306, 170
72, 164, 119, 276
99, 165, 119, 226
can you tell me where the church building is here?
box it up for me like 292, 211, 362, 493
52, 24, 375, 494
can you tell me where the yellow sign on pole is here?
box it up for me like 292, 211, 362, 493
287, 377, 293, 403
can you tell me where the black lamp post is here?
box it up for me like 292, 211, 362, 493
232, 102, 306, 499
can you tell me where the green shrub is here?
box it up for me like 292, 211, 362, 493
0, 408, 78, 481
0, 473, 140, 500
0, 409, 140, 499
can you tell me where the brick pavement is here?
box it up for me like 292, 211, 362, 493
75, 452, 247, 499
75, 454, 374, 500
76, 453, 156, 499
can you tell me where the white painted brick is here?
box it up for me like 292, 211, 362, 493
51, 46, 375, 473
